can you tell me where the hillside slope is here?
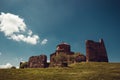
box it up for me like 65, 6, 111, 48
0, 62, 120, 80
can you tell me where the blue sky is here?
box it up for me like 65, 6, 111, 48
0, 0, 120, 67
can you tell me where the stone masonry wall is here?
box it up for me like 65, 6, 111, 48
28, 55, 47, 68
86, 39, 108, 62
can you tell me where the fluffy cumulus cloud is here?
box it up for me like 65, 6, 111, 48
0, 12, 26, 36
0, 63, 13, 69
0, 12, 47, 45
41, 39, 48, 45
9, 34, 39, 45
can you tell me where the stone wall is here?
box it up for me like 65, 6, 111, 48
86, 39, 108, 62
28, 55, 47, 68
75, 53, 86, 62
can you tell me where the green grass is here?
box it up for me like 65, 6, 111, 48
0, 62, 120, 80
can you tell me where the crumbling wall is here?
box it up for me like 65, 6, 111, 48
28, 55, 47, 68
75, 53, 86, 62
86, 39, 108, 62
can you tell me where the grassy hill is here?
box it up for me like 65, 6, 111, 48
0, 62, 120, 80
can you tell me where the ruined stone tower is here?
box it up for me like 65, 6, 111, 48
86, 39, 108, 62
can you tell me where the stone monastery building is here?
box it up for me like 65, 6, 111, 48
20, 39, 108, 68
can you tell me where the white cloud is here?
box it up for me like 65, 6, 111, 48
0, 12, 41, 45
9, 34, 39, 45
47, 60, 50, 62
28, 30, 32, 36
0, 12, 26, 36
41, 39, 48, 45
0, 63, 13, 69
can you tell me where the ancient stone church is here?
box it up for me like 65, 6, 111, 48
50, 42, 86, 67
20, 39, 108, 68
